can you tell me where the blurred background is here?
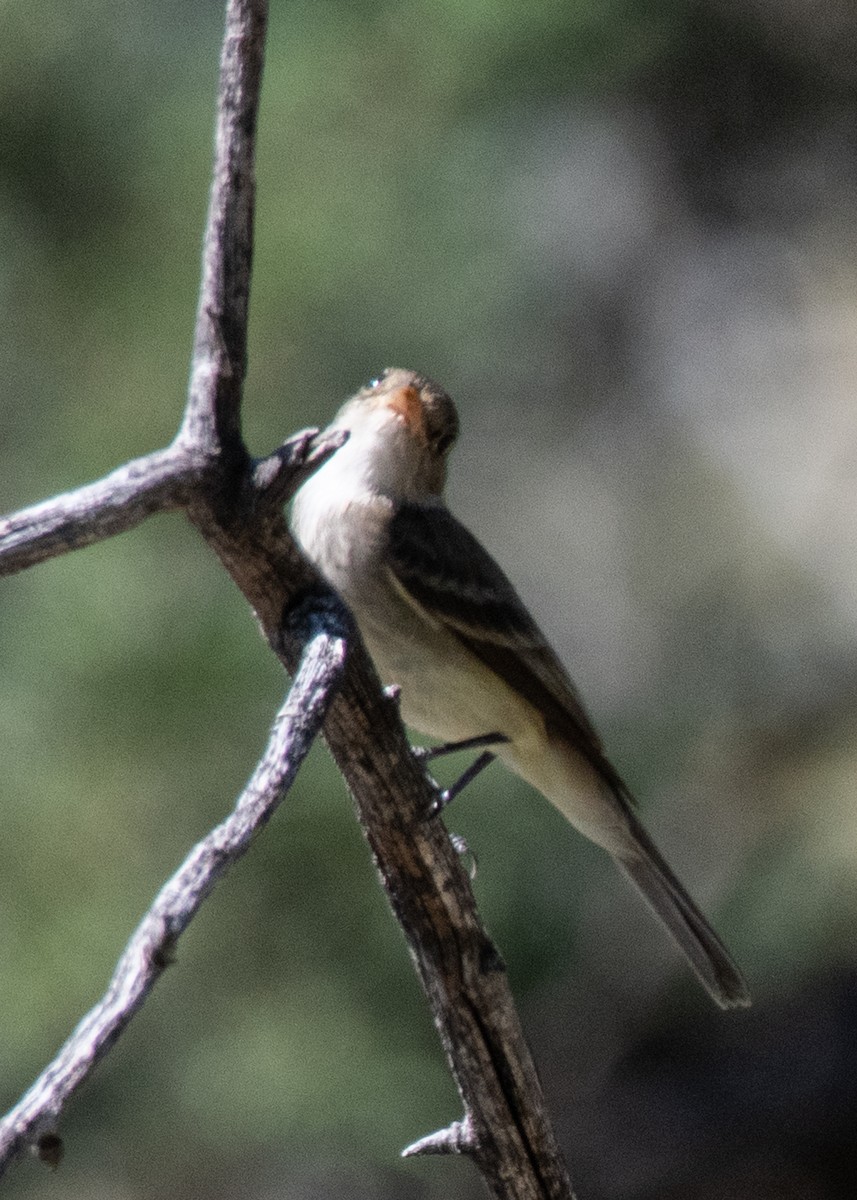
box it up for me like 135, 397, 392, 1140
2, 0, 857, 1196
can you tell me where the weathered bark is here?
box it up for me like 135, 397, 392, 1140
0, 0, 575, 1194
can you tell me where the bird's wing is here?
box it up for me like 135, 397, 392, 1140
386, 499, 633, 801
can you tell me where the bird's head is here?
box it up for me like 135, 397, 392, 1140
331, 368, 460, 498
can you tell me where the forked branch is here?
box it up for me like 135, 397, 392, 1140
0, 601, 348, 1174
0, 0, 575, 1195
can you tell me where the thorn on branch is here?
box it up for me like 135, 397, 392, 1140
401, 1117, 475, 1159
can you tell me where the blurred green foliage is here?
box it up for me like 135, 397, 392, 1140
4, 0, 857, 1197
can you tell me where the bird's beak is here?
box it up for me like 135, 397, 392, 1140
384, 383, 426, 441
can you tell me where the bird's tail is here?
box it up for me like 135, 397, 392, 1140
615, 814, 750, 1010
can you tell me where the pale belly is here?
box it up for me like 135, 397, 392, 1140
355, 591, 630, 854
356, 594, 533, 744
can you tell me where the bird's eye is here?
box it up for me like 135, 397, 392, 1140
434, 431, 455, 455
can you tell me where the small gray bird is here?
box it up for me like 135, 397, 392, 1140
291, 367, 749, 1009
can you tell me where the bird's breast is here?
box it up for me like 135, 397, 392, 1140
291, 483, 390, 598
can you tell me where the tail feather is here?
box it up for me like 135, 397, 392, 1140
616, 818, 750, 1010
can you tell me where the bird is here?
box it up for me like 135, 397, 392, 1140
290, 367, 750, 1009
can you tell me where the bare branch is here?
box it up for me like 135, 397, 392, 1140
320, 674, 576, 1200
0, 0, 580, 1192
0, 598, 348, 1177
0, 425, 338, 580
179, 0, 268, 455
0, 448, 193, 577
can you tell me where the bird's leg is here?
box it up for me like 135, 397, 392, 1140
412, 731, 509, 763
431, 751, 497, 815
422, 752, 491, 870
412, 732, 508, 820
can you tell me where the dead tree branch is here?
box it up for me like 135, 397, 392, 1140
0, 449, 192, 575
0, 599, 348, 1173
0, 0, 576, 1195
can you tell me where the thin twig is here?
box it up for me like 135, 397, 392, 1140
0, 601, 348, 1177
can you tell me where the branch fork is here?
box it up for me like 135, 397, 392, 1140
0, 0, 575, 1195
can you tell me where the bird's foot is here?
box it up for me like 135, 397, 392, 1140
414, 733, 508, 821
